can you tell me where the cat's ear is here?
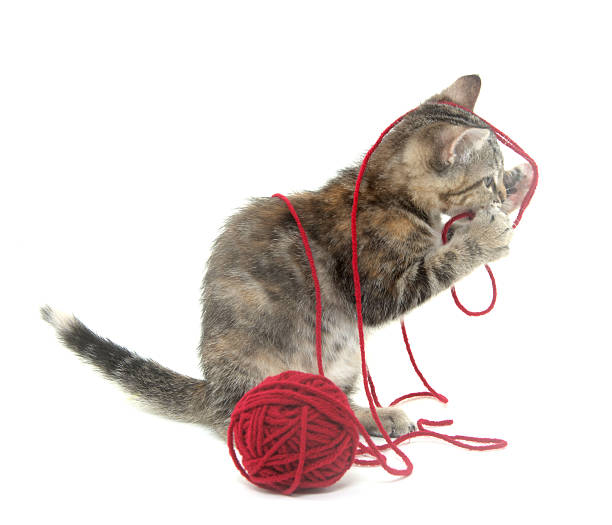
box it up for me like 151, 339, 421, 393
431, 74, 481, 111
437, 125, 490, 167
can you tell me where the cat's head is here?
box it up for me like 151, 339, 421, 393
374, 75, 531, 216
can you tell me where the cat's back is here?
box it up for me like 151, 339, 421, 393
204, 196, 301, 282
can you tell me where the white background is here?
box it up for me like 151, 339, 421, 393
1, 1, 610, 523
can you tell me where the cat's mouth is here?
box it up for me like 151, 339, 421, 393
446, 166, 532, 217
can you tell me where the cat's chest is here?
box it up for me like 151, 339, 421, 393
318, 319, 364, 392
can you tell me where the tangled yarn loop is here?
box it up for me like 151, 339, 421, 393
228, 371, 360, 494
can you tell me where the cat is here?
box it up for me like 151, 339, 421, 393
42, 75, 533, 439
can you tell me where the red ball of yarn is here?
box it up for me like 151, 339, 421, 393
227, 370, 359, 494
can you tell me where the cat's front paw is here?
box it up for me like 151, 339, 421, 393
502, 163, 534, 214
353, 406, 416, 437
466, 204, 514, 263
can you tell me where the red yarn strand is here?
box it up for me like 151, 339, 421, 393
391, 319, 448, 404
272, 193, 324, 376
441, 211, 497, 316
350, 112, 418, 474
366, 370, 383, 408
287, 407, 309, 495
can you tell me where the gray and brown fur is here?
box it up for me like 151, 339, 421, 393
42, 75, 533, 438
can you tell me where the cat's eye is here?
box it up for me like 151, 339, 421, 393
484, 176, 494, 188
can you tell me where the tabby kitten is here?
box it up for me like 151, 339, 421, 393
43, 75, 532, 438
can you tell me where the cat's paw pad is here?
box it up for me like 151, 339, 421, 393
502, 163, 534, 213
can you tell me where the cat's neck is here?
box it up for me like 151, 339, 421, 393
320, 166, 438, 227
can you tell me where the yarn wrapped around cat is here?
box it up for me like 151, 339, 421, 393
227, 101, 538, 494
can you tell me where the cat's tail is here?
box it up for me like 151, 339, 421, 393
41, 306, 209, 425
